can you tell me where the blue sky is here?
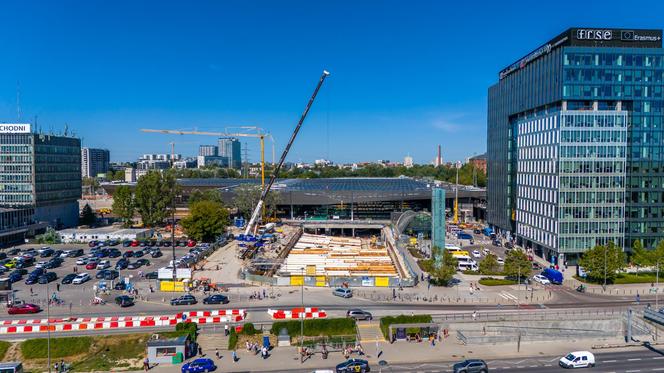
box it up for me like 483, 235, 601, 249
1, 0, 663, 164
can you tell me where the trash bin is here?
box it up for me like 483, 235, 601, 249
172, 352, 184, 364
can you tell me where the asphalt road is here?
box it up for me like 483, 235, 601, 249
262, 349, 664, 373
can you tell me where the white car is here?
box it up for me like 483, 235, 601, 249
72, 273, 91, 284
496, 257, 504, 265
96, 260, 110, 270
472, 250, 481, 258
532, 274, 551, 285
559, 351, 595, 369
60, 250, 70, 258
76, 257, 89, 265
35, 261, 48, 269
482, 248, 490, 255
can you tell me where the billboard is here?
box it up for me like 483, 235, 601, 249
0, 123, 31, 133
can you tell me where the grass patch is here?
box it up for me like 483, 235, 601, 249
270, 318, 356, 338
0, 341, 10, 360
418, 259, 434, 273
228, 323, 261, 350
21, 336, 92, 359
408, 248, 424, 259
576, 272, 659, 285
478, 277, 516, 286
379, 314, 433, 340
71, 334, 147, 372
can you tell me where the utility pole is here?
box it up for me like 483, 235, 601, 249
300, 267, 305, 363
47, 282, 51, 373
603, 245, 608, 290
454, 161, 460, 224
171, 189, 177, 292
657, 259, 660, 310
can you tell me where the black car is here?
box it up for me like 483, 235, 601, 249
148, 241, 156, 247
115, 295, 135, 307
452, 359, 488, 373
151, 250, 163, 258
203, 294, 229, 305
44, 258, 63, 269
336, 359, 370, 373
38, 272, 57, 284
162, 241, 171, 247
127, 261, 142, 270
16, 259, 34, 269
123, 251, 134, 258
170, 294, 197, 306
67, 249, 84, 257
122, 241, 131, 247
108, 249, 122, 258
114, 281, 128, 291
136, 259, 150, 266
61, 273, 77, 284
7, 272, 22, 283
8, 248, 20, 256
53, 250, 64, 258
145, 271, 158, 280
96, 270, 119, 280
25, 275, 40, 285
155, 241, 164, 247
115, 259, 129, 270
39, 249, 54, 258
133, 250, 145, 258
29, 268, 45, 278
12, 268, 28, 276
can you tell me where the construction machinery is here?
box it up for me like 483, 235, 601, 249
140, 127, 274, 193
244, 70, 330, 235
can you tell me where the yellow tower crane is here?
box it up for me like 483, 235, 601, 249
140, 127, 275, 197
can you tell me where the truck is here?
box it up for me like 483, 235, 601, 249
542, 268, 564, 285
482, 227, 494, 237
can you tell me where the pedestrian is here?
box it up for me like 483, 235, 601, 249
57, 283, 60, 292
215, 348, 220, 359
60, 359, 65, 372
54, 362, 59, 373
636, 293, 641, 304
263, 288, 266, 298
232, 350, 237, 362
198, 345, 203, 356
143, 357, 149, 371
472, 311, 477, 321
224, 324, 229, 336
30, 287, 33, 296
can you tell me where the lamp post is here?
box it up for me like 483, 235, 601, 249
603, 245, 608, 290
656, 259, 661, 310
46, 283, 51, 373
300, 266, 305, 363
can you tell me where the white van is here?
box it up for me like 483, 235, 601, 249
458, 262, 478, 271
559, 351, 595, 368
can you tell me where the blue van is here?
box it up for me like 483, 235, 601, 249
542, 268, 563, 285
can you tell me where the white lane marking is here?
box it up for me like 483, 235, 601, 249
625, 370, 641, 373
653, 357, 664, 360
651, 368, 664, 371
628, 358, 642, 361
604, 360, 617, 362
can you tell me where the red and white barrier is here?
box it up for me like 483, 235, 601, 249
267, 307, 327, 320
0, 309, 247, 335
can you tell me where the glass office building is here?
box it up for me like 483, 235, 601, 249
487, 28, 664, 261
0, 125, 81, 228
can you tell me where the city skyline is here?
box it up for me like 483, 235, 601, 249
2, 1, 664, 164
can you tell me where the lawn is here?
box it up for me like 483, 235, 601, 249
478, 277, 516, 286
575, 272, 659, 285
21, 336, 92, 359
270, 318, 356, 338
71, 334, 148, 371
0, 341, 10, 360
379, 314, 433, 340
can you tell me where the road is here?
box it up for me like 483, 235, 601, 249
260, 349, 664, 373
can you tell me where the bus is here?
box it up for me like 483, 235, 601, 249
451, 251, 471, 261
0, 362, 23, 373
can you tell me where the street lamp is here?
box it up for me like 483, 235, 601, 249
46, 283, 51, 373
603, 245, 608, 290
300, 267, 305, 363
656, 259, 661, 310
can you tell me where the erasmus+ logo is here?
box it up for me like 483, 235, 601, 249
576, 29, 613, 40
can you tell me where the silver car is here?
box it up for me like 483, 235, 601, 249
333, 288, 353, 298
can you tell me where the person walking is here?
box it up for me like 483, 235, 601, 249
215, 348, 220, 359
56, 283, 60, 292
224, 324, 229, 336
143, 357, 149, 371
232, 350, 237, 362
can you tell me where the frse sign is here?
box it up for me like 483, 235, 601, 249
576, 29, 613, 40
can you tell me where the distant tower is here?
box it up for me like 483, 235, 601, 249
434, 145, 443, 167
404, 155, 413, 168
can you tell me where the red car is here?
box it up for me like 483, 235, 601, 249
8, 303, 41, 315
130, 241, 139, 247
187, 240, 197, 247
85, 261, 98, 270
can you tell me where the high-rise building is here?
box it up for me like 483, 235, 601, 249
218, 137, 242, 169
81, 147, 110, 178
404, 155, 414, 168
199, 145, 218, 157
0, 124, 82, 228
487, 27, 664, 262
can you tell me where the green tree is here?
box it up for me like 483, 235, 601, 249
188, 189, 224, 206
79, 204, 96, 226
112, 185, 135, 227
182, 200, 229, 242
430, 247, 457, 284
578, 242, 626, 284
231, 184, 280, 219
652, 240, 664, 271
503, 249, 531, 280
631, 239, 652, 268
36, 227, 62, 244
479, 253, 500, 275
134, 171, 178, 227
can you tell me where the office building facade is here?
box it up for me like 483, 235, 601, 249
218, 137, 241, 169
81, 147, 110, 178
487, 28, 664, 261
0, 124, 82, 228
198, 145, 218, 157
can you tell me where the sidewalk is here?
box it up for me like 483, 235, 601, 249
143, 335, 631, 373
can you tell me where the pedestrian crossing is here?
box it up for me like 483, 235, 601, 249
357, 321, 385, 344
498, 291, 519, 301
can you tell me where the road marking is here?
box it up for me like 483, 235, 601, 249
651, 368, 664, 371
653, 357, 664, 360
628, 358, 642, 361
604, 360, 617, 363
625, 370, 641, 373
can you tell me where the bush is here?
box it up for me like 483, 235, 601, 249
379, 314, 433, 340
228, 328, 238, 350
576, 272, 660, 285
21, 336, 92, 359
478, 277, 516, 286
241, 322, 259, 335
0, 341, 10, 360
173, 322, 198, 342
270, 318, 356, 337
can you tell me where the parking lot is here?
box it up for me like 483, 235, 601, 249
0, 240, 220, 317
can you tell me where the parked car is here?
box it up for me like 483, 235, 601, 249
43, 258, 63, 269
76, 257, 90, 265
108, 249, 122, 258
39, 248, 54, 257
496, 257, 504, 265
181, 358, 216, 373
96, 270, 119, 280
85, 259, 100, 270
532, 262, 542, 270
61, 273, 77, 284
346, 309, 372, 321
130, 241, 139, 247
532, 274, 550, 285
170, 294, 197, 306
134, 250, 145, 258
38, 272, 57, 284
7, 248, 20, 256
123, 250, 135, 258
88, 240, 98, 247
127, 261, 142, 270
53, 250, 64, 258
114, 281, 128, 290
336, 359, 370, 373
25, 275, 40, 285
333, 288, 353, 298
472, 250, 481, 258
151, 250, 163, 258
145, 271, 158, 280
96, 260, 111, 270
559, 351, 595, 369
115, 259, 129, 270
136, 259, 150, 266
452, 359, 488, 373
8, 303, 41, 315
7, 272, 22, 283
115, 295, 135, 307
72, 273, 91, 284
203, 294, 229, 305
493, 240, 502, 247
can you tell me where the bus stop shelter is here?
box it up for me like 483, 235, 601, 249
388, 323, 439, 342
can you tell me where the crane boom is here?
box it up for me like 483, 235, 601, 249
244, 70, 330, 235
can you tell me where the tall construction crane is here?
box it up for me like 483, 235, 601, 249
140, 127, 275, 193
244, 70, 330, 235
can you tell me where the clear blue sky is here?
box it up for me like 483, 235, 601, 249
1, 0, 663, 164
